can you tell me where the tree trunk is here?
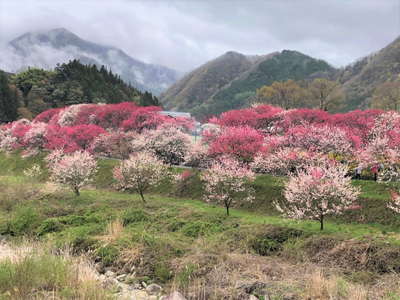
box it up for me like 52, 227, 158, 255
139, 190, 146, 203
320, 214, 324, 231
74, 187, 80, 196
226, 205, 230, 216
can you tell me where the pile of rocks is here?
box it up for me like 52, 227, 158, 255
99, 270, 186, 300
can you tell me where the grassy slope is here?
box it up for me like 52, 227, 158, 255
0, 152, 400, 299
1, 152, 400, 236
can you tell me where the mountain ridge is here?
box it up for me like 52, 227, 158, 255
161, 49, 335, 118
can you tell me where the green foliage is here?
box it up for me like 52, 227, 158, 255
154, 261, 173, 283
250, 226, 305, 255
37, 218, 63, 236
8, 60, 157, 118
181, 221, 222, 238
96, 245, 119, 267
6, 206, 40, 236
173, 50, 335, 118
175, 263, 198, 287
122, 209, 149, 225
0, 71, 19, 122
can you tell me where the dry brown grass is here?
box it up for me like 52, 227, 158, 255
97, 218, 124, 243
169, 243, 400, 300
0, 242, 111, 299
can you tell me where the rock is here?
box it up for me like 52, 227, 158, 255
282, 293, 298, 300
249, 296, 258, 300
146, 283, 163, 295
141, 281, 147, 288
133, 283, 142, 290
160, 291, 187, 300
131, 290, 149, 300
148, 296, 158, 300
116, 274, 127, 281
98, 274, 106, 281
101, 277, 117, 288
237, 281, 268, 295
105, 270, 116, 278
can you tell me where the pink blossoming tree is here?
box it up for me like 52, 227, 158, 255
47, 151, 98, 196
130, 125, 193, 165
251, 148, 319, 176
113, 152, 169, 202
277, 160, 360, 230
201, 157, 255, 216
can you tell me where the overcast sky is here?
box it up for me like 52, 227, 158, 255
0, 0, 399, 71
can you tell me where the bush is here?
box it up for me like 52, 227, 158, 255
250, 226, 304, 256
96, 245, 119, 267
8, 207, 41, 236
37, 218, 63, 236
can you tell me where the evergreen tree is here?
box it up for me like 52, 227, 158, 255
0, 71, 19, 122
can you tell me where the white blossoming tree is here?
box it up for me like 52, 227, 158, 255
277, 160, 360, 230
47, 151, 98, 196
201, 157, 255, 216
113, 152, 169, 202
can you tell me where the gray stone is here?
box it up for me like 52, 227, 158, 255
117, 274, 127, 281
105, 270, 116, 278
160, 291, 187, 300
146, 283, 163, 295
237, 281, 268, 295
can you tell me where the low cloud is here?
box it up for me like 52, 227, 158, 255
0, 0, 399, 72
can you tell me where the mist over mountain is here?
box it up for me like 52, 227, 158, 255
0, 28, 180, 95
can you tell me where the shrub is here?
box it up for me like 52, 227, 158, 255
37, 218, 63, 236
250, 226, 304, 255
8, 207, 40, 236
96, 245, 119, 267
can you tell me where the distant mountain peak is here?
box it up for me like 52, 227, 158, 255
3, 28, 180, 95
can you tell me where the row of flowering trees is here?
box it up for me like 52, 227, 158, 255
1, 103, 400, 177
43, 148, 399, 231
